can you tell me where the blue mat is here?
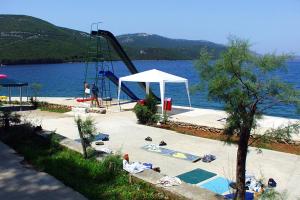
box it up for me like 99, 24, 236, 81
199, 177, 231, 195
224, 192, 254, 200
142, 145, 201, 162
75, 133, 109, 143
94, 133, 109, 141
177, 168, 216, 184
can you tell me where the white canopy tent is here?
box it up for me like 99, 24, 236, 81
117, 69, 191, 114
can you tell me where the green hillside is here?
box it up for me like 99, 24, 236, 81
0, 15, 90, 64
118, 33, 226, 60
0, 15, 226, 65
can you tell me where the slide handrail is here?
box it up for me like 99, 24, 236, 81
91, 30, 159, 100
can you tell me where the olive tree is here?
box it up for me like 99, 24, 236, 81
194, 38, 299, 200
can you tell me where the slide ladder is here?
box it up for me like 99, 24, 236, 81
91, 29, 159, 100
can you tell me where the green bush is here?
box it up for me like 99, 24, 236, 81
145, 94, 158, 114
133, 94, 158, 124
133, 104, 153, 124
0, 110, 21, 129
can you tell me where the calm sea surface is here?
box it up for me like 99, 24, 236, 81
1, 60, 299, 119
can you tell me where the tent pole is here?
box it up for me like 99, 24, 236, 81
185, 81, 192, 110
145, 82, 150, 95
117, 79, 122, 111
159, 81, 165, 117
26, 86, 28, 101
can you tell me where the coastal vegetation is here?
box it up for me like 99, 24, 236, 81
0, 15, 225, 65
133, 94, 159, 124
75, 116, 97, 159
37, 102, 72, 113
0, 113, 165, 200
194, 37, 300, 200
0, 110, 21, 130
30, 83, 42, 101
157, 121, 300, 155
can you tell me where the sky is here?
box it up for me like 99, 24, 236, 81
1, 0, 300, 55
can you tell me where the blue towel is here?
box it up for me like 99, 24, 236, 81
199, 177, 230, 195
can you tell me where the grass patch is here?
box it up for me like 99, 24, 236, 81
0, 125, 165, 200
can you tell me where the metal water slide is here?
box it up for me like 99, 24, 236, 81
91, 29, 159, 100
103, 71, 139, 100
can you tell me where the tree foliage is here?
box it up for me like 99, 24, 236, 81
263, 121, 300, 143
194, 37, 300, 200
75, 116, 97, 159
195, 37, 299, 136
30, 83, 42, 101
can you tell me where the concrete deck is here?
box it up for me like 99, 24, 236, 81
29, 97, 300, 140
0, 141, 86, 200
19, 98, 300, 199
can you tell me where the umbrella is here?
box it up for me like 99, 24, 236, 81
0, 74, 7, 79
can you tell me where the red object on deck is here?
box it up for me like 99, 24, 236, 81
76, 97, 95, 102
137, 99, 145, 106
164, 98, 172, 111
123, 154, 129, 162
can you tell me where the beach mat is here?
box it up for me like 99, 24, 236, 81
94, 133, 109, 141
75, 133, 109, 143
142, 145, 201, 162
177, 168, 217, 184
199, 177, 230, 195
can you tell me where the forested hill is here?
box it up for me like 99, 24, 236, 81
0, 15, 226, 65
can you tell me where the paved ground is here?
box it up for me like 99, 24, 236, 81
25, 97, 300, 140
0, 142, 87, 200
20, 105, 300, 200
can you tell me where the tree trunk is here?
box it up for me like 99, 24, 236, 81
235, 127, 251, 200
76, 120, 88, 159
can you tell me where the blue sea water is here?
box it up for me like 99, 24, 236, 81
0, 60, 299, 119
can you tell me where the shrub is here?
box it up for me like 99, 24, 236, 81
30, 97, 39, 108
133, 104, 153, 124
0, 110, 21, 129
37, 101, 72, 113
75, 116, 97, 159
145, 94, 158, 114
133, 94, 158, 124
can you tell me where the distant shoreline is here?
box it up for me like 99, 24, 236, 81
1, 58, 197, 66
2, 58, 299, 66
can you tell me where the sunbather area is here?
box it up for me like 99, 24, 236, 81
17, 97, 300, 200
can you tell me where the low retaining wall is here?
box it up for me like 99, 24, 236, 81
131, 170, 224, 200
168, 121, 224, 134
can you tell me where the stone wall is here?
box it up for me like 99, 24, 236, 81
168, 121, 224, 134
